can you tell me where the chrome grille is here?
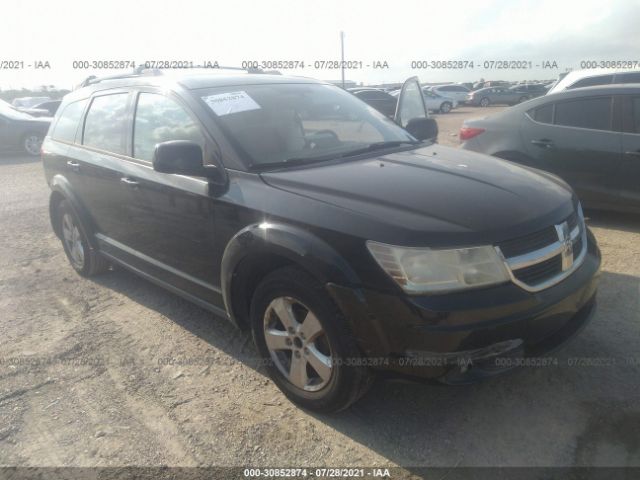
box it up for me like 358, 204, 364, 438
513, 255, 562, 285
495, 205, 587, 292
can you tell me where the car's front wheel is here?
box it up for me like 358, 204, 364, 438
518, 95, 528, 103
479, 97, 490, 107
440, 102, 452, 113
23, 132, 43, 156
251, 266, 373, 413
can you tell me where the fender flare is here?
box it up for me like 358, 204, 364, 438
49, 174, 99, 251
220, 222, 361, 327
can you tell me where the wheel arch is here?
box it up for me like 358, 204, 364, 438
221, 222, 361, 330
48, 175, 99, 251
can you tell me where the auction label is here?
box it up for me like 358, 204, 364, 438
202, 91, 261, 116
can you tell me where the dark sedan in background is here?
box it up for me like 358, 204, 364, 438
25, 100, 62, 117
510, 83, 549, 99
348, 87, 397, 117
460, 84, 640, 213
0, 101, 51, 155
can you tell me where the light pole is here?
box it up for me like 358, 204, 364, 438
340, 31, 345, 89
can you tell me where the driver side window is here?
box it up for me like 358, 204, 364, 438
133, 93, 205, 161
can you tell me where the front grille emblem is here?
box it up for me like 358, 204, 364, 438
555, 221, 573, 271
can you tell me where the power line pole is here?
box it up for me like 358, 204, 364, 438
340, 31, 345, 89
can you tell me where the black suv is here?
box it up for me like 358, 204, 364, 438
42, 71, 601, 412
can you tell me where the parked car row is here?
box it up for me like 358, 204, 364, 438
350, 85, 458, 116
460, 84, 640, 213
0, 100, 51, 155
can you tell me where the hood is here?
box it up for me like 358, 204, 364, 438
260, 144, 575, 247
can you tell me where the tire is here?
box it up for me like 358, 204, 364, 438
22, 132, 43, 156
57, 200, 109, 277
250, 266, 373, 413
440, 102, 452, 113
479, 97, 490, 107
518, 96, 528, 104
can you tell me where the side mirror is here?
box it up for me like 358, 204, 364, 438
405, 117, 438, 141
152, 140, 218, 178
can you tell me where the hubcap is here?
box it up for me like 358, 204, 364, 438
61, 213, 85, 269
24, 135, 42, 155
263, 296, 333, 392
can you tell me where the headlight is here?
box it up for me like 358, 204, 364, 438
366, 241, 510, 294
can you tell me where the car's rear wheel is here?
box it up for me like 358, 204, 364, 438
518, 95, 528, 103
57, 200, 109, 277
251, 266, 373, 413
479, 97, 490, 107
440, 102, 452, 113
23, 133, 43, 156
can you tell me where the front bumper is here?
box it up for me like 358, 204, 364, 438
327, 229, 601, 382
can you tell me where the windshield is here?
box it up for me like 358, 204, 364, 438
199, 83, 416, 168
0, 100, 35, 120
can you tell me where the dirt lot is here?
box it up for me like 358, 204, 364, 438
1, 107, 639, 476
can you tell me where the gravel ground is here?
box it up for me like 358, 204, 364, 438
1, 108, 639, 476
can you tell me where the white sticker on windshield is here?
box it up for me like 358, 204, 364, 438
202, 91, 261, 116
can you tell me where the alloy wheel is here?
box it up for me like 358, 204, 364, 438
263, 296, 333, 392
24, 135, 42, 156
61, 213, 85, 269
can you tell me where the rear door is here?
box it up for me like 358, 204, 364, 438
42, 98, 89, 198
522, 96, 623, 208
619, 94, 640, 209
72, 90, 134, 243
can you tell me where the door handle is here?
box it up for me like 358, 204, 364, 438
66, 160, 80, 171
624, 150, 640, 157
531, 139, 554, 149
120, 177, 139, 187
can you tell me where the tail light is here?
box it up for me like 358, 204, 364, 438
459, 126, 485, 141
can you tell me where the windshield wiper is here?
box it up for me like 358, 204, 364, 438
251, 141, 422, 172
340, 140, 421, 158
250, 155, 337, 172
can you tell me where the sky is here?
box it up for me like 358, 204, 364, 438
1, 0, 639, 89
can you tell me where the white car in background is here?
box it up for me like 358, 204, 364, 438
546, 68, 640, 94
421, 89, 458, 113
429, 84, 471, 104
391, 88, 457, 113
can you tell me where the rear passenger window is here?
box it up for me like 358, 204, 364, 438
530, 103, 553, 124
133, 93, 205, 161
554, 97, 612, 131
51, 99, 87, 143
83, 93, 129, 154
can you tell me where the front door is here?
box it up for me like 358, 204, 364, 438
395, 76, 429, 127
115, 90, 223, 306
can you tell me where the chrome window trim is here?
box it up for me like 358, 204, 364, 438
495, 206, 587, 293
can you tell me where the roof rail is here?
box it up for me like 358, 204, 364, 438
76, 64, 268, 89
